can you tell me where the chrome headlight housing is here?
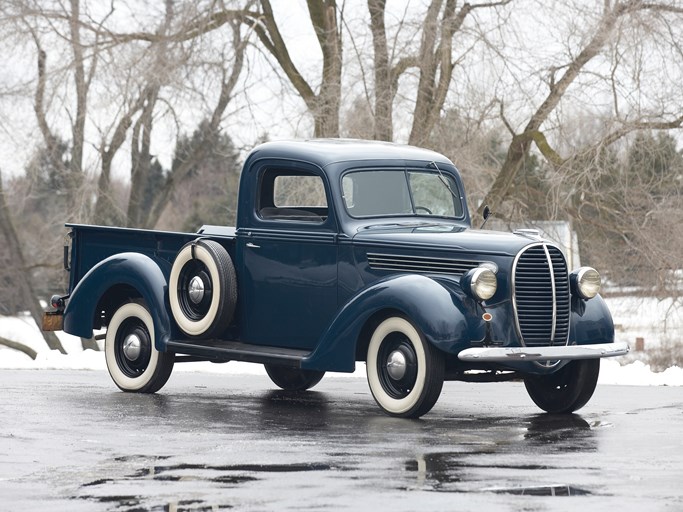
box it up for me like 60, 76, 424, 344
462, 267, 498, 302
570, 267, 601, 299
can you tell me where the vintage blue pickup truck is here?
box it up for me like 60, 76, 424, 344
45, 139, 628, 418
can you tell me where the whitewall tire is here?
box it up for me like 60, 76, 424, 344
169, 239, 236, 338
366, 316, 444, 418
105, 302, 174, 393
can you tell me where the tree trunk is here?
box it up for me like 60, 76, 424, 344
246, 0, 342, 138
0, 175, 66, 354
68, 0, 87, 213
368, 0, 393, 141
127, 87, 158, 227
81, 337, 99, 351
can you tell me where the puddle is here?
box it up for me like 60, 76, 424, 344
402, 450, 600, 495
523, 414, 597, 452
78, 458, 337, 511
129, 462, 334, 479
487, 484, 593, 496
77, 494, 234, 511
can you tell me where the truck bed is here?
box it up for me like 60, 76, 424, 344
66, 223, 236, 294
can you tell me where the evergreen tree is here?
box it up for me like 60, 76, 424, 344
164, 121, 241, 232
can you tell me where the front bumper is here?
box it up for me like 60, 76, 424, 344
457, 341, 629, 363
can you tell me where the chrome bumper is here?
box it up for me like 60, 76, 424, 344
457, 341, 630, 363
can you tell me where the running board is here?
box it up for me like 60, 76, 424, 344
166, 340, 311, 367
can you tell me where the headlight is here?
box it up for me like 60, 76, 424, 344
462, 267, 497, 301
570, 267, 601, 299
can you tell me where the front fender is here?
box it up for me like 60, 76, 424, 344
63, 252, 172, 351
570, 293, 615, 345
301, 274, 470, 372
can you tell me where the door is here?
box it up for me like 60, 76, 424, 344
238, 165, 339, 350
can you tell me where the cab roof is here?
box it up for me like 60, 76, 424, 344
244, 139, 455, 173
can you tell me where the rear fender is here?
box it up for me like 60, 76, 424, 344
63, 252, 172, 351
301, 274, 470, 372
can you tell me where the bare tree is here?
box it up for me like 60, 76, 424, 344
241, 0, 343, 138
0, 171, 66, 354
481, 0, 683, 216
365, 0, 511, 144
0, 0, 251, 356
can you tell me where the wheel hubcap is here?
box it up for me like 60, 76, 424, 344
114, 318, 152, 378
377, 333, 418, 399
178, 261, 213, 321
386, 350, 407, 380
188, 276, 205, 304
122, 333, 142, 361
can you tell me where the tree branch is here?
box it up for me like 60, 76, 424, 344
242, 1, 317, 109
0, 336, 37, 360
144, 20, 248, 229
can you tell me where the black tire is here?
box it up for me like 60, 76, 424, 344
264, 365, 325, 391
105, 302, 174, 393
169, 239, 237, 338
524, 359, 600, 414
366, 316, 444, 418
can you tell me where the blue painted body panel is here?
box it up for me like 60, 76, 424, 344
570, 294, 615, 345
64, 253, 172, 349
60, 139, 616, 378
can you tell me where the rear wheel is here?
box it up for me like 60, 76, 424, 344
264, 365, 325, 391
366, 316, 444, 418
524, 359, 600, 414
105, 302, 174, 393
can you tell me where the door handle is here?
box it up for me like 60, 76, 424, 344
246, 242, 260, 249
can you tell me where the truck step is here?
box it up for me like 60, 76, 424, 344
166, 339, 310, 367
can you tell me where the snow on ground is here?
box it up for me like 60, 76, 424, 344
604, 295, 683, 349
1, 297, 682, 386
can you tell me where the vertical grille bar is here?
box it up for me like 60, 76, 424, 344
513, 244, 570, 347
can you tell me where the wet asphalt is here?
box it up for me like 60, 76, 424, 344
1, 369, 682, 512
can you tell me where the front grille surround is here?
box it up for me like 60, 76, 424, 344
512, 243, 570, 347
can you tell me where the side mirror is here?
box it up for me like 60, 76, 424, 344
480, 205, 492, 229
483, 205, 491, 220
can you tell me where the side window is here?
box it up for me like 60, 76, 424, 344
259, 170, 328, 223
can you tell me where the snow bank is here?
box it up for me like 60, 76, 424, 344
2, 346, 681, 386
2, 299, 682, 386
598, 359, 683, 386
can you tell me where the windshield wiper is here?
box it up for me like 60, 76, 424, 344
429, 161, 460, 202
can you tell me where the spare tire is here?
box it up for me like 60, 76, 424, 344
169, 239, 237, 338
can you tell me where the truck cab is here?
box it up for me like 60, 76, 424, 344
46, 139, 629, 418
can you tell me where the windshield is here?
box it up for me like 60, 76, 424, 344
342, 169, 464, 218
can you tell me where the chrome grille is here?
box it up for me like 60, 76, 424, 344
513, 244, 570, 347
367, 253, 479, 276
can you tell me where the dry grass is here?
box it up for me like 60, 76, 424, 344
646, 338, 683, 372
620, 335, 683, 372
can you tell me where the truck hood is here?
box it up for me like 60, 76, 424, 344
351, 223, 537, 257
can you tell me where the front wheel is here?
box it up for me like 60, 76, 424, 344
366, 316, 444, 418
264, 365, 325, 391
105, 302, 174, 393
524, 359, 600, 414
